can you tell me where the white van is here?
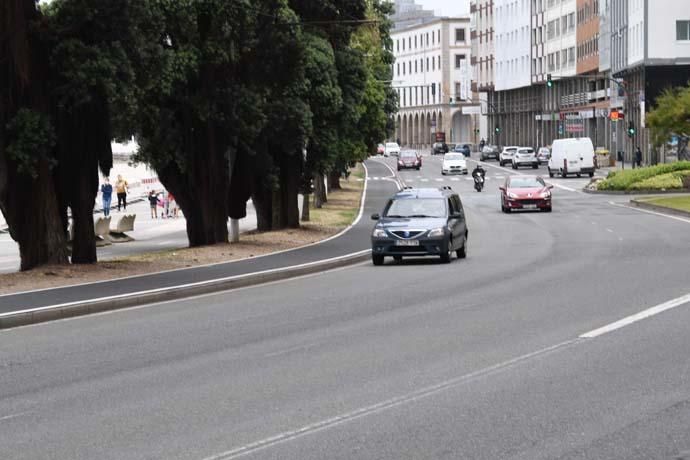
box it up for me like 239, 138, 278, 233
548, 138, 595, 178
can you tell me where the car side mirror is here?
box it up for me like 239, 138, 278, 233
371, 213, 380, 221
499, 186, 506, 191
547, 185, 554, 190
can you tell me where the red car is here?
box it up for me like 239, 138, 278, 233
397, 151, 422, 170
499, 176, 553, 213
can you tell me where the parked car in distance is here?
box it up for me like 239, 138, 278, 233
431, 142, 449, 155
441, 153, 468, 175
480, 145, 500, 161
454, 144, 471, 157
370, 187, 468, 265
512, 147, 539, 169
500, 175, 553, 213
537, 147, 551, 164
385, 142, 401, 157
548, 137, 595, 178
397, 150, 421, 170
377, 144, 385, 155
499, 146, 519, 166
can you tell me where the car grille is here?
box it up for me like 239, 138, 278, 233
517, 199, 540, 205
391, 230, 425, 239
389, 246, 428, 253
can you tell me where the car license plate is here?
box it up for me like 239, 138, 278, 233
524, 204, 537, 209
569, 160, 578, 165
395, 240, 419, 246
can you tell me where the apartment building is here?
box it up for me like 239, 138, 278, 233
470, 0, 494, 141
611, 0, 690, 163
391, 17, 478, 147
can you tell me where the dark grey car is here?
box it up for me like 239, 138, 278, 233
370, 187, 468, 265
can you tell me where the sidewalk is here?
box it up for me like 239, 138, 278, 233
0, 160, 397, 314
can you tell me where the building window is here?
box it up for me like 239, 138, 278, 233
438, 55, 441, 69
455, 28, 466, 42
677, 20, 690, 41
415, 60, 418, 73
455, 54, 466, 68
396, 40, 399, 52
426, 57, 429, 71
397, 63, 400, 76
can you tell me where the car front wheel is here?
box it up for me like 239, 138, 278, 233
440, 241, 452, 264
372, 254, 384, 266
456, 238, 467, 259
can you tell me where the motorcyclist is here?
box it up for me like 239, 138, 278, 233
472, 164, 486, 179
472, 164, 486, 192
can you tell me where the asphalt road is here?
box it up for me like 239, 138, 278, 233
1, 151, 690, 459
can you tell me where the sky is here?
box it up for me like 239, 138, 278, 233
418, 0, 470, 17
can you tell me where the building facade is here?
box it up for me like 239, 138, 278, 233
470, 0, 494, 142
392, 17, 479, 148
610, 0, 690, 163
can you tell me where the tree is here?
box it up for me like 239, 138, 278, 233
0, 0, 70, 270
647, 83, 690, 161
46, 0, 145, 263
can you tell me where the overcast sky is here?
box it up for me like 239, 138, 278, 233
418, 0, 470, 17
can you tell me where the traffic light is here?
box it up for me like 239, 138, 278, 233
546, 74, 553, 88
495, 126, 501, 134
627, 121, 636, 137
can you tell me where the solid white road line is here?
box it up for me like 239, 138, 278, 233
580, 292, 690, 339
609, 202, 690, 225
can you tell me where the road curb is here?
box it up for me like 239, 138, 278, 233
629, 200, 690, 218
584, 188, 690, 195
0, 250, 371, 330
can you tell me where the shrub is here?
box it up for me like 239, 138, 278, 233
597, 161, 690, 190
629, 170, 690, 190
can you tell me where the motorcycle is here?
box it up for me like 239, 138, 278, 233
473, 171, 485, 192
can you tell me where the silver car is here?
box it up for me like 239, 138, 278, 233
512, 148, 539, 169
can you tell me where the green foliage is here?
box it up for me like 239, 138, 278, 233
598, 161, 690, 190
629, 170, 690, 190
5, 109, 56, 178
647, 83, 690, 148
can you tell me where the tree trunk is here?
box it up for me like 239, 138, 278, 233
301, 193, 310, 222
314, 172, 327, 208
68, 159, 99, 264
329, 170, 342, 190
271, 188, 283, 230
252, 185, 273, 232
0, 157, 69, 271
280, 153, 300, 228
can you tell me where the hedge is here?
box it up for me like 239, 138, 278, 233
629, 170, 690, 190
598, 161, 690, 190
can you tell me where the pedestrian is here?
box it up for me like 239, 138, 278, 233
148, 190, 159, 219
115, 174, 128, 212
100, 177, 113, 217
635, 146, 642, 168
479, 138, 485, 150
167, 192, 176, 218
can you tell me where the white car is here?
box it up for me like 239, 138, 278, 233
511, 147, 539, 169
537, 147, 551, 164
441, 153, 468, 175
499, 146, 519, 166
384, 142, 400, 157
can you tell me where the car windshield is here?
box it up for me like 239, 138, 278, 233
444, 154, 463, 161
386, 143, 398, 148
518, 149, 534, 154
509, 177, 545, 188
505, 148, 517, 152
385, 198, 446, 218
400, 152, 416, 158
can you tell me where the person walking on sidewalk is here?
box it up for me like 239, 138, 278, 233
100, 177, 113, 217
148, 190, 160, 219
635, 146, 643, 168
115, 175, 129, 211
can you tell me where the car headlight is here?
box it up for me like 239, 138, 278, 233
541, 191, 551, 199
372, 228, 387, 238
507, 192, 519, 199
428, 227, 445, 237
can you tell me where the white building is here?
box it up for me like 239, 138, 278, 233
610, 0, 690, 163
543, 0, 577, 79
392, 17, 479, 147
494, 0, 531, 90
